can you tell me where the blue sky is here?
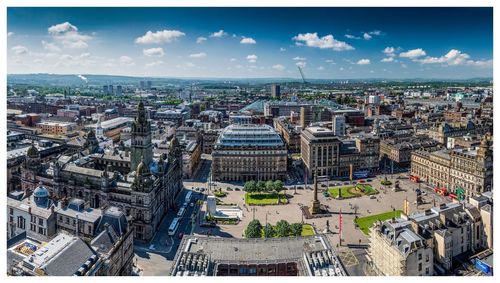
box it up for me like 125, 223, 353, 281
7, 7, 493, 79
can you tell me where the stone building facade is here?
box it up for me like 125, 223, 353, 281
410, 135, 492, 198
20, 102, 183, 241
211, 124, 287, 181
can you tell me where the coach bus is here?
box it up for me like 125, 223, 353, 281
168, 217, 180, 236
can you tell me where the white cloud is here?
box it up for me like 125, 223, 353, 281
357, 59, 370, 65
325, 59, 336, 64
210, 29, 227, 38
296, 61, 306, 68
196, 36, 207, 44
189, 52, 207, 58
363, 33, 372, 40
272, 64, 285, 71
146, 61, 164, 67
230, 58, 237, 62
293, 56, 306, 61
119, 55, 134, 66
135, 30, 185, 44
246, 54, 257, 63
400, 48, 426, 59
280, 47, 286, 52
143, 47, 165, 57
48, 22, 78, 35
240, 36, 256, 44
383, 47, 395, 55
345, 34, 360, 40
381, 57, 394, 63
317, 66, 325, 70
48, 22, 92, 49
369, 30, 383, 36
8, 32, 14, 37
42, 41, 61, 53
401, 64, 407, 68
416, 49, 492, 68
63, 40, 88, 49
293, 32, 354, 51
11, 45, 29, 55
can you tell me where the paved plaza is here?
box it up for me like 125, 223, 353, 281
193, 173, 450, 248
135, 156, 451, 276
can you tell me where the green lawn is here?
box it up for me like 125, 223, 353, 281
355, 184, 378, 195
301, 224, 315, 236
245, 192, 287, 205
328, 186, 358, 199
355, 210, 402, 235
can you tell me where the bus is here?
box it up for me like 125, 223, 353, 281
177, 207, 186, 218
168, 217, 180, 236
409, 175, 420, 183
185, 191, 192, 203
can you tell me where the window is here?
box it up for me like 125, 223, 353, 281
9, 208, 13, 215
426, 267, 430, 275
31, 215, 36, 223
425, 254, 430, 262
38, 218, 44, 226
418, 253, 422, 260
17, 216, 26, 229
38, 227, 46, 235
30, 224, 36, 232
418, 263, 422, 271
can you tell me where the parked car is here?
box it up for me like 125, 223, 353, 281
370, 195, 377, 199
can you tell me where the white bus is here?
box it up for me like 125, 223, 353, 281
185, 191, 192, 203
168, 217, 180, 236
177, 207, 186, 218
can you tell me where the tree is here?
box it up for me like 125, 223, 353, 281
264, 224, 275, 238
273, 180, 284, 202
290, 223, 303, 237
245, 220, 263, 238
265, 180, 275, 192
275, 220, 291, 237
256, 181, 266, 192
244, 180, 257, 193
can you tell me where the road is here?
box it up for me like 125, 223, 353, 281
134, 188, 205, 275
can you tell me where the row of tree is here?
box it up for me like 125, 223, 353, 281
244, 219, 303, 238
244, 180, 284, 194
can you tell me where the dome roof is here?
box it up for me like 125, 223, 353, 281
27, 144, 39, 157
33, 184, 49, 198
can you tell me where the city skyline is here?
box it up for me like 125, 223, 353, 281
7, 7, 493, 79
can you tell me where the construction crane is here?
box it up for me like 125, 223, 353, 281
297, 66, 307, 84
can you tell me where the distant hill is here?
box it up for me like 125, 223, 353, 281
7, 73, 493, 87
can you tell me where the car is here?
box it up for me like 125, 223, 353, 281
322, 192, 329, 197
343, 182, 350, 185
370, 195, 377, 199
194, 187, 200, 191
178, 232, 184, 239
200, 188, 205, 192
227, 187, 233, 191
421, 191, 427, 196
367, 179, 373, 182
321, 184, 327, 187
234, 187, 241, 191
358, 180, 366, 183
